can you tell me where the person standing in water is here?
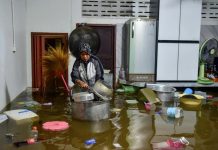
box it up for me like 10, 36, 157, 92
71, 42, 104, 92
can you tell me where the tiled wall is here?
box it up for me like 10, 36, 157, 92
200, 25, 218, 44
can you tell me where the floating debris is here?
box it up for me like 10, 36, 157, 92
111, 108, 122, 113
159, 107, 183, 118
125, 100, 138, 104
4, 109, 39, 122
152, 137, 189, 149
0, 114, 8, 124
116, 89, 125, 93
5, 133, 14, 139
85, 138, 96, 145
113, 143, 122, 148
42, 121, 69, 131
42, 102, 52, 106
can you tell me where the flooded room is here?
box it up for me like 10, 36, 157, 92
1, 0, 218, 149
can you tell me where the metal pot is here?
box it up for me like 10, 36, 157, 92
92, 80, 113, 100
71, 101, 110, 121
152, 85, 176, 102
72, 92, 94, 102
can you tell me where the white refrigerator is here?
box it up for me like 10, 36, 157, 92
125, 18, 157, 82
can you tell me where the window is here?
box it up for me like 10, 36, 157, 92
82, 0, 159, 19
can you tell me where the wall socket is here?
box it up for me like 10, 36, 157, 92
12, 46, 16, 53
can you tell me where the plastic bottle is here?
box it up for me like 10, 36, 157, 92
85, 138, 96, 145
161, 107, 183, 118
119, 67, 126, 80
30, 126, 38, 141
214, 64, 218, 79
13, 127, 38, 147
167, 137, 189, 148
152, 137, 189, 149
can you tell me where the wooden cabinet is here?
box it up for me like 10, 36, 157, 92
158, 0, 180, 40
158, 0, 202, 41
180, 0, 202, 41
156, 0, 202, 81
178, 44, 199, 80
156, 43, 178, 80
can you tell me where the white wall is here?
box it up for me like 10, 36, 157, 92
26, 0, 72, 86
0, 0, 152, 110
71, 0, 129, 85
0, 0, 134, 110
26, 0, 130, 87
0, 0, 27, 111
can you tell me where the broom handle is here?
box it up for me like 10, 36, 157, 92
60, 74, 70, 94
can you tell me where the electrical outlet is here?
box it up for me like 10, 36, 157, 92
12, 46, 16, 53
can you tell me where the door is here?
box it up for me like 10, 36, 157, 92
157, 0, 201, 81
31, 32, 68, 95
156, 43, 179, 81
158, 0, 180, 40
178, 43, 199, 80
180, 0, 202, 41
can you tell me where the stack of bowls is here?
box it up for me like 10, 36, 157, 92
152, 85, 176, 102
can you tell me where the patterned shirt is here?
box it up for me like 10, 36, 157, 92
71, 55, 104, 87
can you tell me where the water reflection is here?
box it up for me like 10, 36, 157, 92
160, 114, 184, 126
151, 100, 196, 149
71, 101, 110, 121
111, 95, 126, 149
72, 119, 111, 136
111, 111, 122, 149
126, 109, 154, 150
2, 89, 218, 149
195, 105, 218, 150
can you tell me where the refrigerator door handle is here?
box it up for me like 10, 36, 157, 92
132, 22, 134, 38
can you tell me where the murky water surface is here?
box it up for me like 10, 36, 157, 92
1, 89, 218, 150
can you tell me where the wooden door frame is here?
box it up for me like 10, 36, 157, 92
31, 32, 68, 93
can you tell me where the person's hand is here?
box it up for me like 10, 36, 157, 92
80, 82, 89, 89
76, 80, 89, 89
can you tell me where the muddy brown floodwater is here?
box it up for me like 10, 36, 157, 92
0, 89, 218, 150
